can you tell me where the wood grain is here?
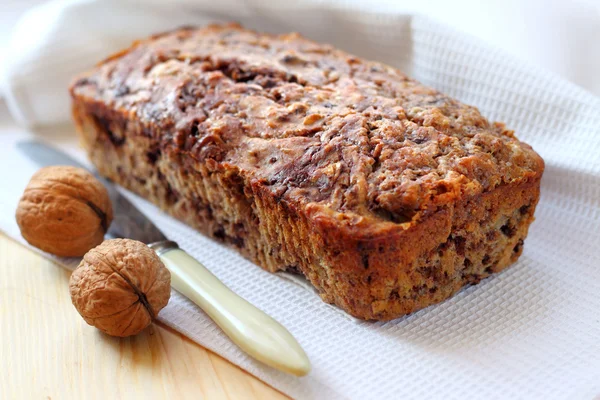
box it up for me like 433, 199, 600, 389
0, 233, 288, 400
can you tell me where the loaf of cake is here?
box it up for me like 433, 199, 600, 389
70, 24, 544, 320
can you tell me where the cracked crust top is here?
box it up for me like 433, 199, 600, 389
70, 23, 544, 234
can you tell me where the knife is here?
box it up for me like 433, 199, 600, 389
17, 140, 311, 377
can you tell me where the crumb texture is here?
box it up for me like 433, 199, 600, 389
71, 24, 544, 320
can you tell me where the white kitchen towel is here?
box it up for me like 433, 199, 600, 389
1, 1, 600, 399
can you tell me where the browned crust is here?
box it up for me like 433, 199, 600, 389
72, 98, 541, 320
70, 24, 544, 320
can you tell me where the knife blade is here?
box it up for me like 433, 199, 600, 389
17, 139, 311, 377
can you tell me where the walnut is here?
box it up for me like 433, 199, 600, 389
69, 239, 171, 337
15, 166, 113, 257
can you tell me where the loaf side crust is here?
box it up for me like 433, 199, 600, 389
70, 24, 544, 320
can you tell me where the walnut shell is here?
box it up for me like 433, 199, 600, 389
69, 239, 171, 337
15, 165, 113, 257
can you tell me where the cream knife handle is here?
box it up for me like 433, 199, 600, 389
154, 245, 311, 377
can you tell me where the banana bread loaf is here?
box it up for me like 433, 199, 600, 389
70, 24, 544, 320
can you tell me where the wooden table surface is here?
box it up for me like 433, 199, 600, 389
0, 233, 288, 400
